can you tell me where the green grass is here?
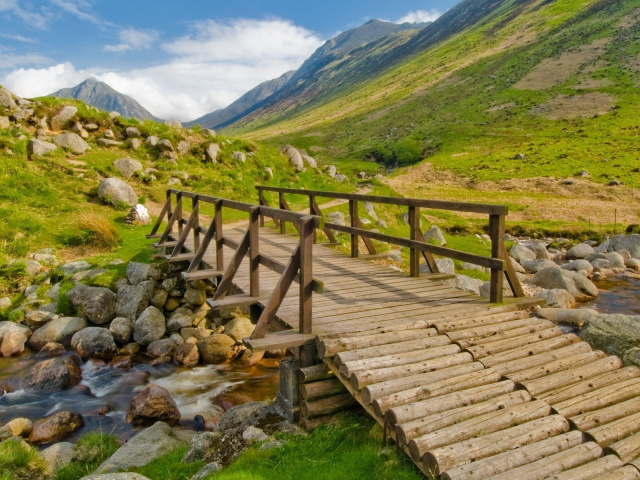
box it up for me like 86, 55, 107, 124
0, 437, 49, 480
54, 432, 120, 480
132, 446, 203, 480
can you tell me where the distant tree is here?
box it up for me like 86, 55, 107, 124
393, 137, 423, 166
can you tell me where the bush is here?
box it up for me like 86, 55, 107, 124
0, 437, 49, 480
75, 213, 121, 249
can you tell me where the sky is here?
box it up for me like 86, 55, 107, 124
0, 0, 460, 122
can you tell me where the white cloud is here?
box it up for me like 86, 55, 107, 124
0, 0, 50, 29
48, 0, 102, 25
1, 18, 324, 122
398, 9, 442, 24
104, 28, 160, 52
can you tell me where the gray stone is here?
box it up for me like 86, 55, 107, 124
242, 426, 269, 444
205, 143, 220, 163
452, 274, 483, 295
166, 314, 192, 331
197, 334, 235, 364
28, 317, 87, 350
113, 157, 143, 179
176, 140, 190, 155
534, 307, 598, 327
98, 178, 138, 207
0, 418, 32, 440
191, 462, 222, 480
61, 260, 91, 275
184, 288, 206, 306
232, 151, 246, 163
608, 234, 640, 258
283, 145, 304, 172
534, 289, 576, 308
334, 173, 348, 183
591, 258, 610, 270
605, 252, 625, 269
151, 289, 168, 309
51, 106, 77, 131
326, 211, 346, 226
510, 244, 536, 263
0, 297, 11, 309
216, 401, 267, 432
0, 321, 31, 356
41, 441, 75, 472
116, 283, 153, 320
53, 133, 90, 154
419, 258, 455, 275
157, 139, 174, 152
264, 167, 273, 179
146, 338, 177, 358
25, 310, 57, 328
126, 262, 151, 285
94, 422, 185, 474
562, 259, 594, 274
525, 240, 552, 260
224, 316, 253, 343
22, 355, 82, 392
0, 87, 17, 109
626, 258, 640, 271
72, 268, 107, 284
183, 432, 220, 463
326, 165, 337, 178
363, 201, 378, 221
125, 127, 141, 138
530, 267, 598, 299
145, 135, 159, 146
423, 225, 446, 246
479, 281, 513, 299
301, 154, 317, 168
82, 474, 151, 480
582, 314, 640, 357
130, 138, 142, 150
71, 327, 118, 360
97, 139, 123, 148
520, 259, 558, 274
133, 306, 166, 346
110, 317, 133, 344
567, 243, 595, 259
28, 138, 58, 157
67, 285, 116, 325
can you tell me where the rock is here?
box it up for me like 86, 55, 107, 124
176, 140, 190, 155
41, 441, 75, 472
224, 316, 253, 343
157, 139, 174, 152
582, 314, 640, 357
283, 145, 303, 172
0, 297, 10, 309
216, 401, 267, 432
53, 133, 91, 154
0, 321, 31, 357
591, 258, 610, 270
124, 204, 151, 225
115, 283, 153, 320
71, 327, 118, 360
525, 240, 552, 260
67, 285, 117, 325
232, 151, 246, 163
113, 157, 143, 179
197, 334, 236, 364
0, 418, 32, 440
419, 258, 455, 275
327, 211, 346, 226
125, 127, 141, 138
334, 173, 348, 183
264, 167, 273, 179
29, 317, 87, 350
83, 474, 152, 480
242, 426, 269, 444
530, 267, 599, 299
0, 87, 17, 109
562, 259, 594, 274
126, 385, 181, 426
130, 138, 142, 150
95, 422, 185, 474
567, 243, 595, 259
301, 154, 317, 168
233, 348, 264, 367
510, 244, 536, 263
61, 260, 92, 275
22, 355, 82, 392
28, 138, 58, 157
423, 225, 446, 246
608, 234, 640, 258
98, 178, 138, 207
363, 201, 378, 221
133, 306, 166, 346
145, 135, 159, 147
205, 143, 220, 163
28, 411, 83, 445
37, 342, 66, 358
604, 252, 625, 269
51, 106, 77, 131
173, 342, 200, 367
326, 165, 337, 178
191, 462, 223, 480
182, 432, 220, 463
98, 139, 123, 148
479, 281, 513, 299
626, 258, 640, 271
166, 313, 192, 331
184, 288, 206, 306
451, 274, 483, 295
147, 339, 177, 358
126, 262, 151, 285
110, 317, 133, 344
534, 289, 576, 308
520, 259, 558, 274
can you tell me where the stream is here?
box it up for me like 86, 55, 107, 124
584, 274, 640, 315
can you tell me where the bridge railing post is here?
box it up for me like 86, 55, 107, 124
215, 200, 224, 271
192, 195, 201, 252
249, 206, 260, 298
409, 206, 421, 277
489, 214, 505, 303
279, 192, 287, 234
349, 199, 359, 258
299, 214, 315, 367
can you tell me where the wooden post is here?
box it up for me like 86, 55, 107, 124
175, 192, 184, 238
215, 200, 223, 271
349, 199, 359, 258
249, 206, 260, 298
309, 196, 317, 244
192, 195, 200, 252
258, 188, 265, 227
489, 214, 505, 303
299, 215, 316, 367
409, 206, 420, 277
279, 192, 286, 234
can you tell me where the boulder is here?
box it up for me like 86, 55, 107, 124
22, 355, 82, 392
283, 145, 303, 172
183, 432, 221, 462
173, 342, 200, 367
562, 259, 594, 274
97, 139, 123, 148
534, 289, 576, 308
53, 133, 90, 154
146, 338, 177, 358
28, 411, 83, 445
125, 127, 141, 138
28, 138, 58, 157
41, 442, 75, 473
94, 422, 185, 474
145, 135, 159, 147
124, 204, 151, 225
420, 258, 455, 275
184, 288, 206, 306
626, 258, 640, 271
326, 165, 337, 178
423, 225, 446, 246
51, 105, 77, 131
205, 143, 220, 163
71, 327, 118, 360
452, 274, 483, 295
126, 385, 181, 426
232, 151, 246, 163
113, 157, 143, 179
0, 418, 32, 441
567, 243, 595, 259
67, 285, 116, 325
604, 252, 625, 269
83, 473, 152, 480
197, 334, 235, 364
28, 317, 87, 350
110, 317, 133, 344
525, 240, 552, 260
130, 138, 142, 150
530, 267, 598, 299
0, 321, 31, 357
510, 244, 536, 263
133, 306, 166, 346
520, 259, 558, 274
98, 178, 137, 207
327, 211, 346, 226
126, 262, 151, 285
37, 342, 66, 358
224, 316, 253, 343
116, 283, 153, 320
167, 313, 193, 331
60, 260, 91, 275
334, 173, 348, 183
157, 139, 173, 152
582, 314, 640, 357
608, 234, 640, 258
0, 87, 17, 109
177, 140, 190, 155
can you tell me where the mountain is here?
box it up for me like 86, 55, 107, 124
190, 19, 429, 130
187, 70, 295, 129
51, 78, 160, 121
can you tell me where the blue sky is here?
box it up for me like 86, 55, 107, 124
0, 0, 460, 121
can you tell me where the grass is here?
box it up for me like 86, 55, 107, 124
54, 431, 120, 480
133, 446, 203, 480
0, 437, 49, 480
75, 212, 121, 249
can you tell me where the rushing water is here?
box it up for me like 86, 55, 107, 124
584, 274, 640, 315
0, 353, 280, 441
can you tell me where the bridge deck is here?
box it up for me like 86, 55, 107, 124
199, 224, 640, 480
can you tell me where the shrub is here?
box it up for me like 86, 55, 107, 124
75, 213, 121, 249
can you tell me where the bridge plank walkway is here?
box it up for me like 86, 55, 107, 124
189, 223, 640, 479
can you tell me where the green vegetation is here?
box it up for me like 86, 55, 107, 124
133, 446, 203, 480
54, 432, 120, 480
0, 437, 49, 480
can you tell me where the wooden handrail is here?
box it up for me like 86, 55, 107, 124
256, 185, 524, 303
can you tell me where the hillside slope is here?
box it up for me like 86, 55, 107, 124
51, 78, 160, 121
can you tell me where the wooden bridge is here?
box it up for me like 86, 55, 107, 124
148, 187, 640, 480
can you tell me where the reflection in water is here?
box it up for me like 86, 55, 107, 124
583, 274, 640, 315
0, 354, 279, 441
